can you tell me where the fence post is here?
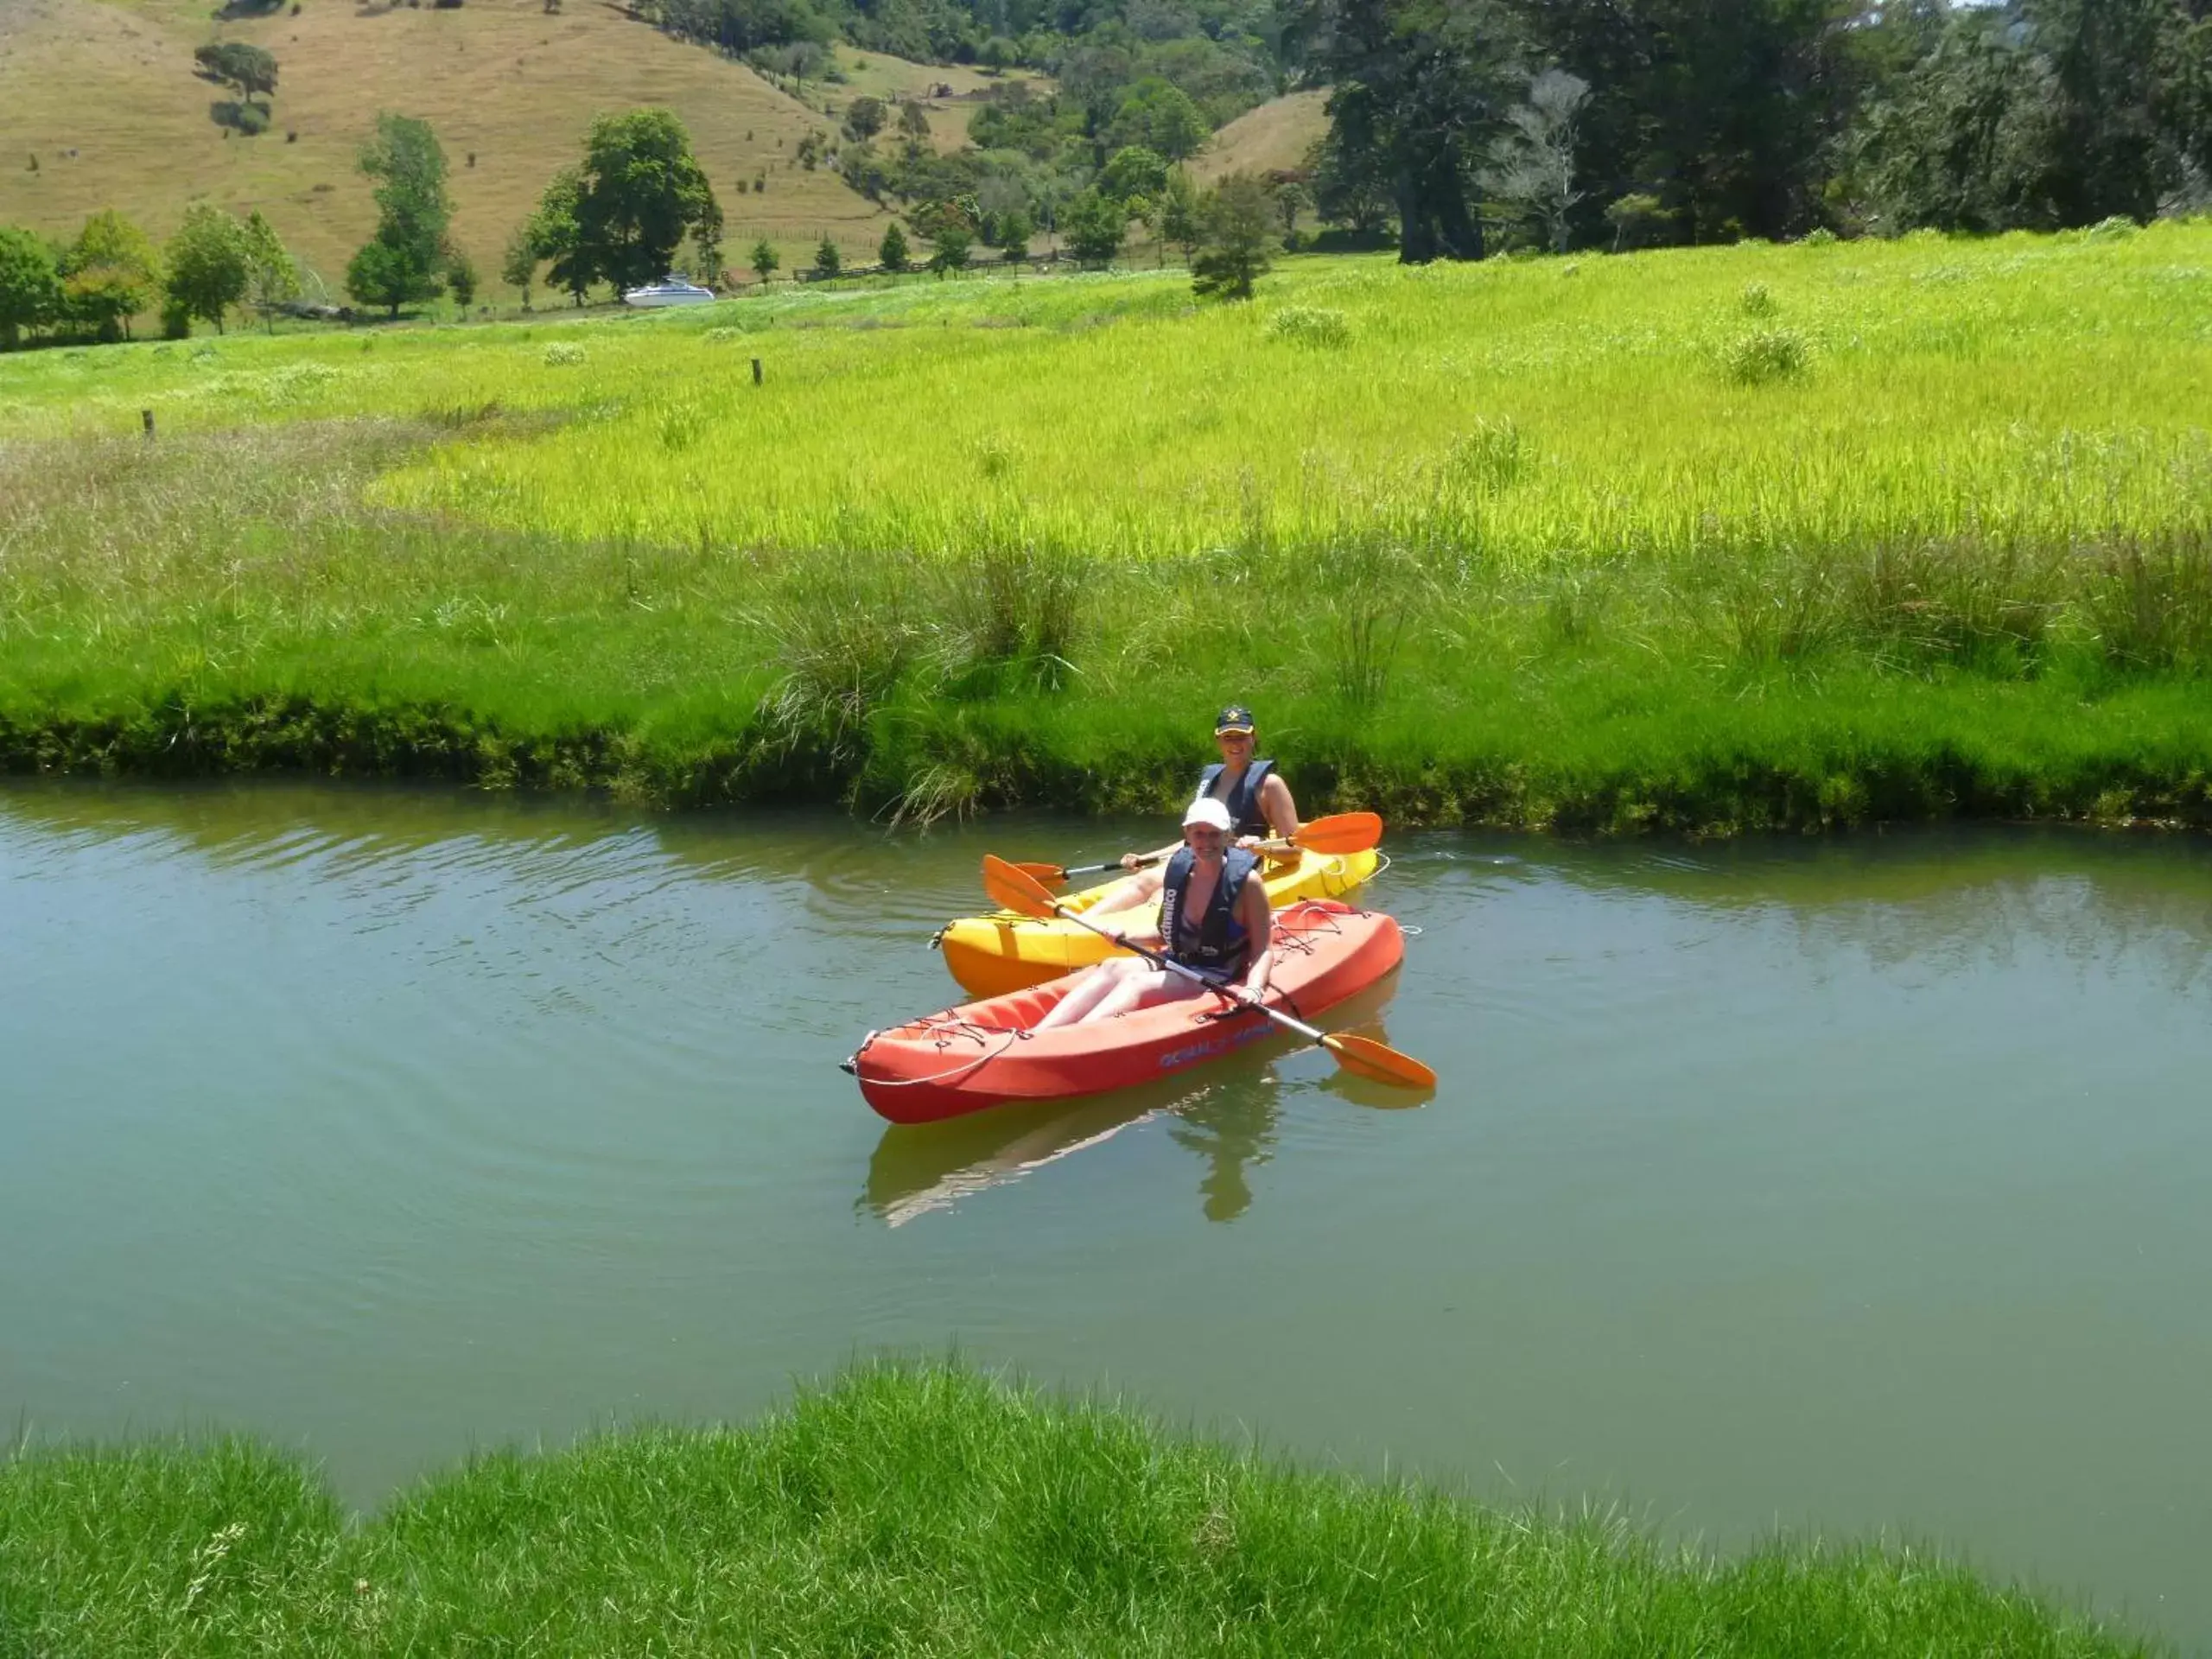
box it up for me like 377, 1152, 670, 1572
141, 409, 155, 442
751, 358, 763, 386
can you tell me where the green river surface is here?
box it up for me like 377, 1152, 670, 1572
4, 780, 2211, 1649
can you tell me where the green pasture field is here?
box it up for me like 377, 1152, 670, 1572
3, 226, 2210, 830
0, 1362, 2156, 1656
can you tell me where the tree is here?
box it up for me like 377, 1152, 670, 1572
348, 111, 451, 315
1061, 188, 1127, 265
878, 219, 911, 271
61, 209, 160, 340
927, 225, 971, 275
194, 41, 278, 112
501, 221, 538, 308
446, 245, 479, 307
842, 95, 887, 143
241, 209, 300, 329
1602, 190, 1670, 250
1273, 177, 1312, 245
164, 203, 251, 333
1157, 165, 1202, 260
750, 237, 779, 283
1310, 129, 1395, 236
530, 168, 591, 304
814, 234, 841, 277
898, 99, 932, 148
986, 204, 1034, 254
1190, 173, 1274, 299
1510, 0, 1862, 244
559, 108, 722, 293
1290, 0, 1522, 262
0, 226, 63, 348
1104, 78, 1208, 162
1482, 68, 1590, 251
1846, 9, 2066, 234
1098, 144, 1170, 206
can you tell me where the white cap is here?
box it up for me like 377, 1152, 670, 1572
1182, 797, 1233, 833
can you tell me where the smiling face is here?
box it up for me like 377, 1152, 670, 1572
1183, 822, 1227, 861
1214, 727, 1255, 765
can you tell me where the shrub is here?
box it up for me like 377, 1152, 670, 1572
1803, 226, 1838, 246
2086, 215, 2139, 242
1263, 305, 1351, 348
1740, 282, 1777, 318
1724, 326, 1808, 385
542, 340, 586, 365
1444, 416, 1527, 492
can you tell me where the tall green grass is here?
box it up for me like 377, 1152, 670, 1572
4, 229, 2212, 827
0, 1363, 2157, 1656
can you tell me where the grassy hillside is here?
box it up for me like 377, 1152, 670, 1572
1193, 88, 1327, 185
0, 0, 899, 296
4, 230, 2211, 830
0, 1363, 2154, 1656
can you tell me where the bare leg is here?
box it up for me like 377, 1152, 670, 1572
1078, 964, 1210, 1026
1033, 958, 1147, 1030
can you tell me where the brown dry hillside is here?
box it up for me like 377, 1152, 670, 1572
0, 0, 899, 297
1192, 88, 1326, 185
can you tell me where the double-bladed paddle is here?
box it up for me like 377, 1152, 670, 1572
1008, 810, 1385, 890
980, 853, 1435, 1090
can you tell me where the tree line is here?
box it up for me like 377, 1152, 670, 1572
1292, 0, 2212, 262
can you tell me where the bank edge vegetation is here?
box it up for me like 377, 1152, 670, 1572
3, 226, 2209, 831
0, 1362, 2158, 1656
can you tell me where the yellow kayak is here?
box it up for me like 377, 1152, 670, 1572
934, 845, 1381, 998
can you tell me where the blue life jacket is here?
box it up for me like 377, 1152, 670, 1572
1159, 845, 1261, 980
1196, 758, 1275, 839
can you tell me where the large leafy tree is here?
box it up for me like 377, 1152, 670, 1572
533, 109, 722, 296
1514, 0, 1862, 244
61, 209, 161, 340
194, 41, 278, 111
0, 226, 64, 349
1060, 188, 1127, 264
164, 203, 251, 334
1289, 0, 1522, 262
347, 112, 452, 316
1103, 78, 1209, 162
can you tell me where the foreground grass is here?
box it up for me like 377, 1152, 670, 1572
4, 231, 2212, 829
0, 1363, 2155, 1656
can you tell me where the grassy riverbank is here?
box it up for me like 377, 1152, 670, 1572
5, 228, 2211, 830
0, 1363, 2153, 1656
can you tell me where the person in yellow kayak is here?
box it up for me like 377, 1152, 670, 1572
1034, 797, 1274, 1029
1085, 704, 1301, 918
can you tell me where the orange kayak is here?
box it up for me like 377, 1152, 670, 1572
850, 900, 1405, 1124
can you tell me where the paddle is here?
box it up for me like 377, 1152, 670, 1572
980, 854, 1436, 1090
1010, 810, 1386, 890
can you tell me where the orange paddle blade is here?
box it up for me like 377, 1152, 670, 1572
1289, 811, 1384, 856
1008, 861, 1070, 890
1320, 1031, 1436, 1090
982, 854, 1063, 919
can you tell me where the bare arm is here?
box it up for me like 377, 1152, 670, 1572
1232, 879, 1274, 1000
1122, 838, 1183, 870
1259, 772, 1300, 842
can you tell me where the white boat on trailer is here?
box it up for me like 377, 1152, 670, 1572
621, 275, 716, 308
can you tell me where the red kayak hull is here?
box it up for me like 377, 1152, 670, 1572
854, 900, 1405, 1124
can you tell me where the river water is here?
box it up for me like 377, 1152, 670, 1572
4, 781, 2210, 1647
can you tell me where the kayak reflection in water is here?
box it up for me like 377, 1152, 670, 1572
1033, 798, 1274, 1030
1087, 704, 1302, 918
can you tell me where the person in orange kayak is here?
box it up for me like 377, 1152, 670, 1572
1033, 796, 1274, 1029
